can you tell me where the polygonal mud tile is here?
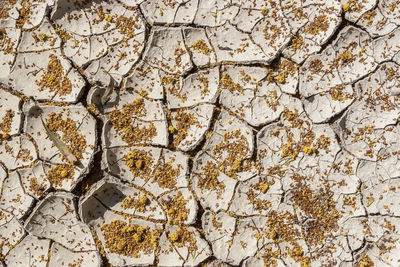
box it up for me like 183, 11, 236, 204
82, 178, 166, 221
3, 49, 85, 102
206, 22, 272, 64
50, 0, 90, 35
0, 171, 34, 219
40, 162, 84, 192
18, 18, 61, 52
374, 27, 400, 63
257, 203, 302, 251
24, 192, 97, 252
357, 62, 400, 102
231, 8, 264, 33
191, 152, 237, 212
158, 225, 211, 266
282, 0, 342, 63
52, 0, 143, 37
173, 0, 199, 24
303, 84, 355, 123
277, 238, 310, 266
48, 242, 101, 267
0, 89, 22, 136
202, 109, 255, 175
220, 65, 268, 97
105, 146, 189, 197
229, 176, 283, 216
357, 142, 400, 184
144, 27, 192, 75
334, 193, 366, 224
63, 34, 108, 68
0, 27, 20, 79
280, 171, 346, 250
183, 28, 217, 67
80, 197, 163, 267
219, 66, 290, 126
339, 216, 368, 253
1, 0, 53, 30
191, 109, 258, 211
23, 0, 53, 30
361, 177, 400, 216
340, 100, 400, 161
299, 26, 376, 122
356, 8, 397, 37
226, 218, 261, 265
0, 134, 37, 170
24, 104, 97, 165
5, 235, 50, 267
280, 168, 327, 198
0, 215, 25, 257
140, 0, 198, 25
0, 5, 18, 28
170, 104, 214, 151
24, 104, 96, 190
52, 0, 145, 82
203, 208, 304, 266
194, 0, 239, 27
159, 188, 197, 225
327, 151, 361, 194
124, 61, 164, 100
202, 211, 236, 263
139, 0, 180, 25
344, 216, 400, 266
166, 67, 219, 108
103, 90, 168, 147
257, 100, 340, 173
332, 27, 377, 83
251, 8, 292, 62
270, 58, 299, 95
300, 26, 374, 88
342, 0, 377, 23
379, 0, 400, 25
85, 32, 145, 84
105, 145, 159, 184
309, 235, 352, 267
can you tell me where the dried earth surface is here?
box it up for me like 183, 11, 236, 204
1, 0, 400, 266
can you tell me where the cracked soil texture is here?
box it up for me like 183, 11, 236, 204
1, 0, 400, 266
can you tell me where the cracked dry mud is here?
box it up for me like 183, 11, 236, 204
1, 0, 400, 266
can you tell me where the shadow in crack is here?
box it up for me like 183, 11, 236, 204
80, 182, 126, 223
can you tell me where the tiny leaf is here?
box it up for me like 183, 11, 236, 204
100, 95, 110, 106
104, 72, 115, 97
41, 118, 78, 164
100, 72, 114, 106
94, 97, 105, 114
